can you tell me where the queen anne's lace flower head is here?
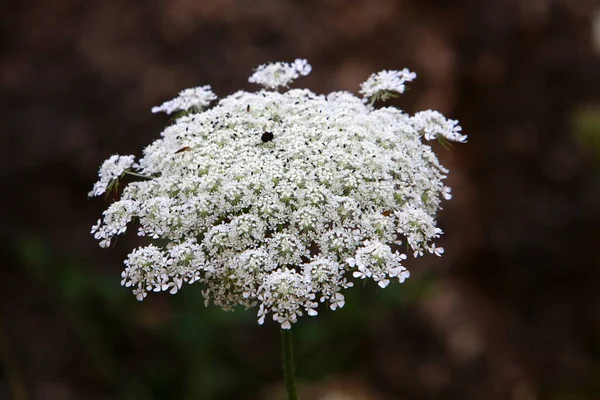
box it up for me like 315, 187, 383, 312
90, 60, 466, 329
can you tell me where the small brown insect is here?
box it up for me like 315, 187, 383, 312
246, 104, 250, 112
174, 146, 191, 154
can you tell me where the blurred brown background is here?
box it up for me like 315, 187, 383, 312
2, 0, 600, 399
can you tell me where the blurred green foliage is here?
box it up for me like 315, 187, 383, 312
572, 105, 600, 162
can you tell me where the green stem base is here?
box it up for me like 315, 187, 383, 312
281, 329, 298, 400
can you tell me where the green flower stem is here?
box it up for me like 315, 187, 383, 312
281, 329, 298, 400
124, 170, 152, 180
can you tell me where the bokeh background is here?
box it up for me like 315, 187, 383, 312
3, 1, 600, 399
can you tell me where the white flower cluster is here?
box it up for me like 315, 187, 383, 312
151, 85, 217, 115
90, 60, 466, 329
88, 155, 136, 197
248, 58, 312, 89
359, 68, 417, 101
412, 110, 467, 143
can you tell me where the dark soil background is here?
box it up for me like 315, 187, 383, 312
2, 1, 600, 399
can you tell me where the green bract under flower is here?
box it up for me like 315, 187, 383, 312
90, 59, 466, 329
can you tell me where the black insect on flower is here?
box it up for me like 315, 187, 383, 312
261, 132, 274, 143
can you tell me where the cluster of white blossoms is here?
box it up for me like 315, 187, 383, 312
88, 154, 137, 198
412, 110, 467, 144
248, 59, 312, 89
90, 59, 466, 329
151, 85, 217, 115
359, 68, 417, 101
